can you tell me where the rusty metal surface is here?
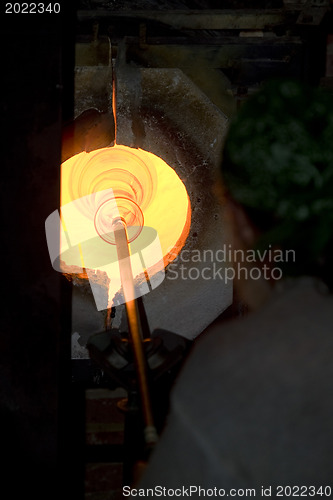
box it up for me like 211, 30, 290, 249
75, 35, 111, 67
74, 66, 113, 117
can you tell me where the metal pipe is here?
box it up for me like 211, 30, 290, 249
112, 217, 158, 446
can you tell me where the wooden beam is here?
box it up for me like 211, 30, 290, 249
77, 9, 294, 31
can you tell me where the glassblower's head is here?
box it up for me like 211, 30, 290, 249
221, 78, 333, 289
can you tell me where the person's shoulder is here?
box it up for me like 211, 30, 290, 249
172, 276, 333, 401
203, 276, 333, 347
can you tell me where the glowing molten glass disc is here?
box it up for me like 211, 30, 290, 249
60, 145, 191, 308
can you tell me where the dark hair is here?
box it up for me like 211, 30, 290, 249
222, 78, 333, 289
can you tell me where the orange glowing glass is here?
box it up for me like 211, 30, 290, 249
59, 145, 191, 308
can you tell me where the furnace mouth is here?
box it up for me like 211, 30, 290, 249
60, 144, 191, 307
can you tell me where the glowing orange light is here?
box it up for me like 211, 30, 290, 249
60, 145, 191, 307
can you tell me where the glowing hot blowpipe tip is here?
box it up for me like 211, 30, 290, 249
112, 217, 138, 305
95, 197, 144, 245
112, 217, 158, 446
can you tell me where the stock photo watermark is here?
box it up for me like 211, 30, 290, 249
166, 245, 296, 283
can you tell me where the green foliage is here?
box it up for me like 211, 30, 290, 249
222, 78, 333, 277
